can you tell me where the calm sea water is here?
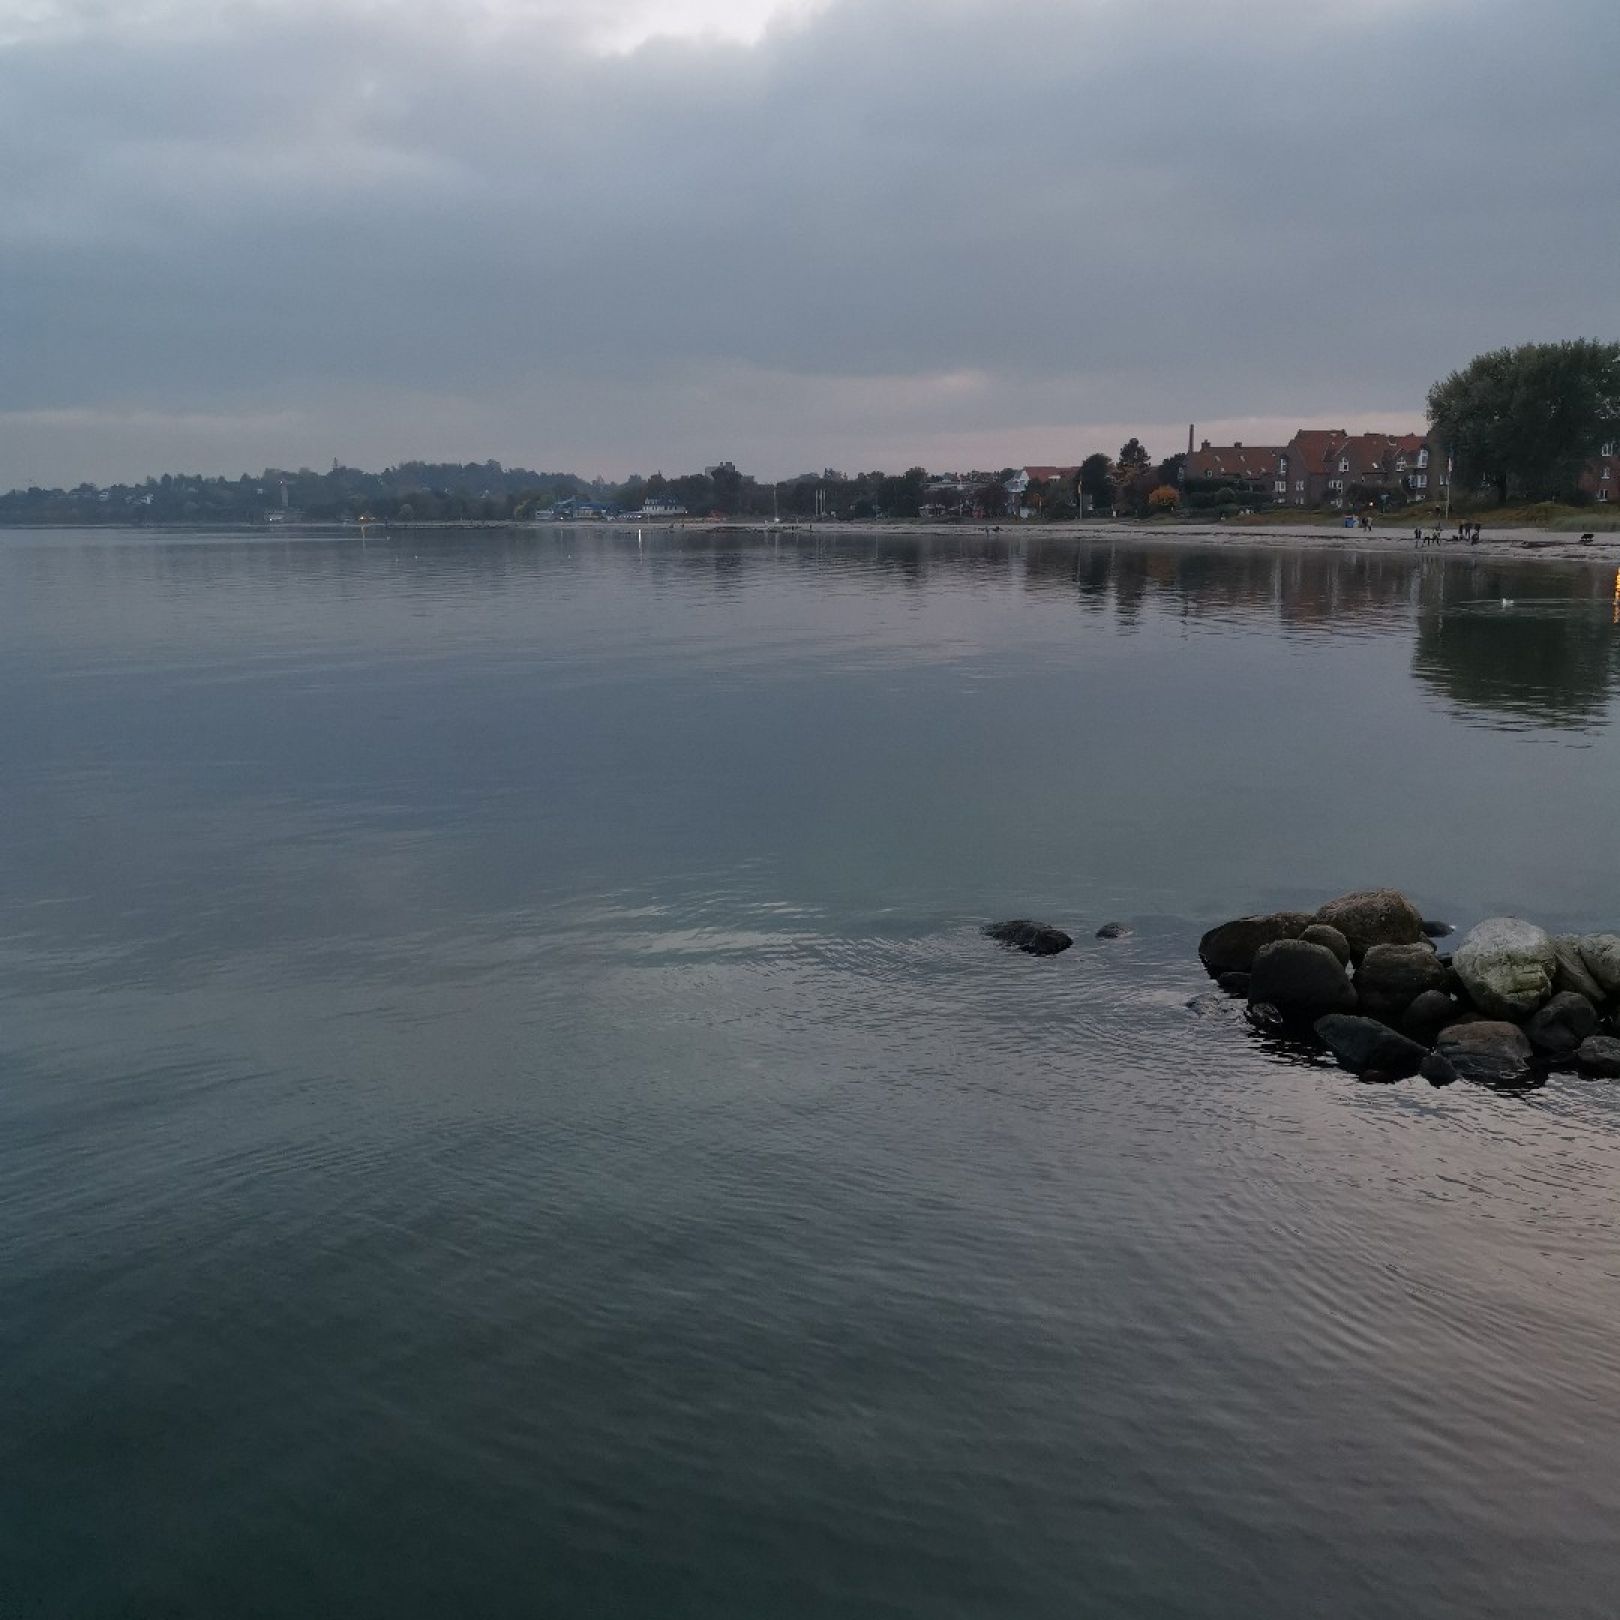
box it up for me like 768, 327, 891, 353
3, 526, 1619, 1619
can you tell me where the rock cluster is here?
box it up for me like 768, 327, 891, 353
984, 920, 1073, 956
1198, 890, 1620, 1087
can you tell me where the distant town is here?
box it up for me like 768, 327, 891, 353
3, 422, 1614, 530
6, 342, 1617, 529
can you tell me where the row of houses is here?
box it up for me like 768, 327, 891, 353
1185, 427, 1619, 509
918, 466, 1085, 519
1184, 429, 1442, 509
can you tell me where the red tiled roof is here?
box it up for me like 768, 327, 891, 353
1287, 429, 1349, 473
1020, 466, 1080, 482
1186, 445, 1284, 481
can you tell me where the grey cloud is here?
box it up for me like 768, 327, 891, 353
1, 0, 1617, 483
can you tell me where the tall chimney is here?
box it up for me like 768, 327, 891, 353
1187, 424, 1194, 458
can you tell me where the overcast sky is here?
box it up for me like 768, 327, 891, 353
2, 0, 1617, 485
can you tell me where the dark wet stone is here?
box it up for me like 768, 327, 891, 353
1523, 991, 1599, 1055
1574, 1035, 1620, 1077
1216, 971, 1251, 995
1246, 1001, 1286, 1033
1422, 919, 1455, 939
1314, 1014, 1427, 1077
1434, 1020, 1535, 1086
1402, 989, 1458, 1042
1312, 889, 1426, 960
1355, 943, 1449, 1021
1095, 922, 1131, 939
1198, 911, 1313, 975
1421, 1051, 1459, 1086
1248, 940, 1357, 1017
984, 920, 1073, 956
1299, 923, 1352, 965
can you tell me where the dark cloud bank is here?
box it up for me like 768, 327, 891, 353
2, 0, 1616, 484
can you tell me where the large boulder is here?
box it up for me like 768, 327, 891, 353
1299, 923, 1352, 965
1434, 1020, 1536, 1086
1551, 936, 1607, 1004
1402, 988, 1459, 1043
1523, 992, 1599, 1055
1248, 939, 1356, 1018
1312, 889, 1426, 960
1452, 918, 1556, 1019
1574, 1036, 1620, 1078
1576, 934, 1620, 999
984, 920, 1072, 956
1355, 943, 1449, 1021
1199, 911, 1313, 975
1314, 1014, 1427, 1077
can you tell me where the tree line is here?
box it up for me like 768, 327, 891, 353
3, 341, 1612, 526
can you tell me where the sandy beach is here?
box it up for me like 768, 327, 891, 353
692, 517, 1620, 570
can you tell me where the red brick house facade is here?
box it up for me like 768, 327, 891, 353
1184, 427, 1451, 509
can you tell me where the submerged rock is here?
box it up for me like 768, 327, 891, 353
1420, 1050, 1459, 1086
1434, 1020, 1536, 1086
1299, 923, 1352, 965
1574, 1036, 1620, 1078
1312, 888, 1426, 960
984, 920, 1073, 957
1095, 922, 1131, 939
1355, 943, 1448, 1021
1215, 971, 1251, 995
1523, 992, 1599, 1055
1246, 1001, 1287, 1033
1422, 919, 1455, 939
1313, 1014, 1427, 1077
1248, 940, 1356, 1018
1198, 911, 1313, 975
1452, 918, 1556, 1019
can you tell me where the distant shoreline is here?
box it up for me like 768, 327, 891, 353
690, 518, 1620, 569
8, 516, 1619, 569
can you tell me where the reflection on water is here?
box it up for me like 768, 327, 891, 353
1414, 584, 1619, 731
1, 526, 1619, 1620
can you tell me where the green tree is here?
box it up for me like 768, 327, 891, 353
709, 461, 744, 514
1427, 339, 1620, 504
1117, 437, 1151, 474
1079, 452, 1115, 513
